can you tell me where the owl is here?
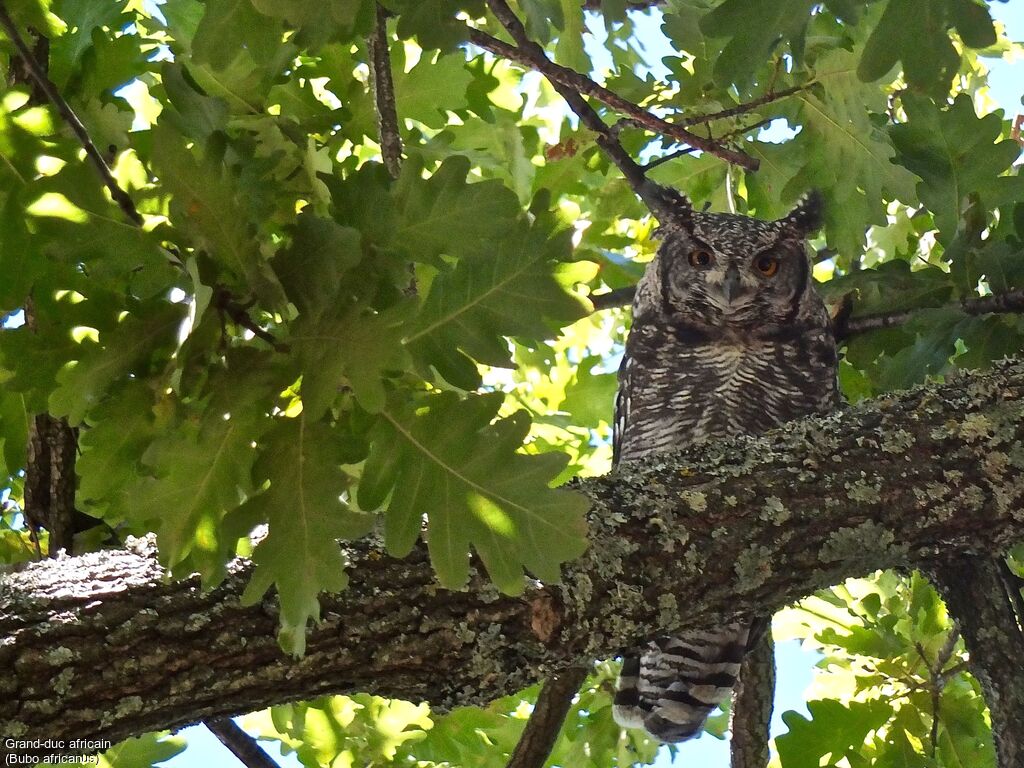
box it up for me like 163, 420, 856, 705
611, 189, 840, 742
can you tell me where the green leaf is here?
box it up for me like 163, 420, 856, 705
385, 0, 484, 51
49, 301, 186, 426
48, 0, 129, 89
360, 391, 589, 593
700, 0, 814, 87
404, 222, 588, 389
149, 125, 287, 306
391, 155, 522, 264
561, 356, 617, 429
554, 0, 590, 72
859, 0, 995, 90
76, 382, 159, 514
0, 387, 28, 480
125, 408, 266, 579
192, 0, 282, 70
775, 699, 893, 768
250, 0, 374, 48
158, 63, 230, 141
891, 93, 1024, 244
393, 52, 472, 129
97, 732, 187, 768
241, 416, 374, 655
782, 49, 919, 256
275, 211, 364, 320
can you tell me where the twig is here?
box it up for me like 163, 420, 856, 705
838, 288, 1024, 338
679, 85, 810, 127
591, 286, 636, 311
922, 623, 961, 759
0, 2, 143, 226
591, 285, 1024, 342
581, 0, 664, 8
641, 117, 776, 172
206, 719, 282, 768
1011, 115, 1022, 148
213, 287, 290, 353
465, 27, 759, 171
368, 3, 402, 179
505, 667, 588, 768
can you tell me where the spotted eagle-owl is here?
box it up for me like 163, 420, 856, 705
611, 189, 840, 742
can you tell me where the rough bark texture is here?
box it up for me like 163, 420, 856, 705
504, 666, 588, 768
730, 631, 775, 768
24, 414, 80, 557
2, 358, 1024, 752
929, 556, 1024, 767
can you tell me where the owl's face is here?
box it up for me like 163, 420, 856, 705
634, 193, 824, 334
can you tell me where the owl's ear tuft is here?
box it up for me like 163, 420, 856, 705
639, 180, 694, 233
779, 190, 824, 237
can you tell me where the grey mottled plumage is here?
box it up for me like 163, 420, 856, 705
612, 190, 840, 742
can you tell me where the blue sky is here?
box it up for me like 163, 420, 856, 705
160, 4, 1024, 767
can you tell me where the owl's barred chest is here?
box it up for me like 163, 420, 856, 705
619, 334, 835, 461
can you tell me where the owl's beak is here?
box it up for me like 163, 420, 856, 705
722, 265, 743, 304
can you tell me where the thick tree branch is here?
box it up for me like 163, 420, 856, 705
2, 358, 1024, 751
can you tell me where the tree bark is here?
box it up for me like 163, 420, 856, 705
929, 556, 1024, 767
730, 630, 775, 768
2, 358, 1024, 752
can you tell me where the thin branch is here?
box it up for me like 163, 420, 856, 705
465, 27, 759, 172
475, 3, 661, 220
641, 117, 776, 173
505, 667, 588, 768
590, 286, 636, 311
591, 285, 1024, 342
206, 719, 282, 768
367, 3, 402, 179
213, 287, 289, 353
581, 0, 664, 8
678, 85, 810, 127
0, 3, 143, 227
838, 288, 1024, 338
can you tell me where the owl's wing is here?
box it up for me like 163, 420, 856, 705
612, 352, 633, 467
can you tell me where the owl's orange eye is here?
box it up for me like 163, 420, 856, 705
755, 255, 779, 276
688, 250, 712, 267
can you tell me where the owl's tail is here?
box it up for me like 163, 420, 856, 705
612, 622, 750, 742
